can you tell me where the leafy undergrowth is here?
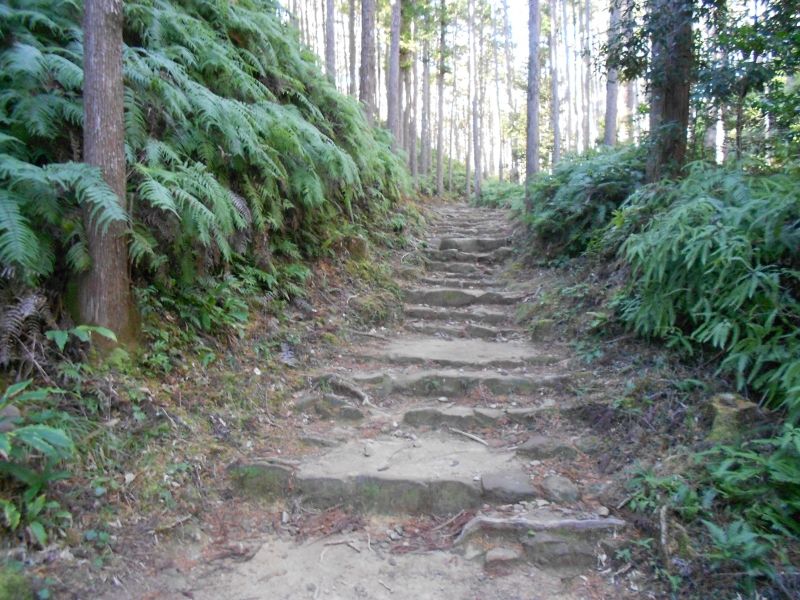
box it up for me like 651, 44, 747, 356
505, 150, 800, 598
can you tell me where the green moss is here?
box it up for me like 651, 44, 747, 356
0, 568, 32, 600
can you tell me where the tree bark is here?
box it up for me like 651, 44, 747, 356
561, 0, 573, 152
435, 0, 446, 195
645, 0, 693, 182
582, 0, 591, 150
359, 0, 376, 119
421, 21, 431, 176
502, 0, 517, 181
549, 0, 561, 165
349, 0, 357, 96
325, 0, 336, 82
80, 0, 136, 344
387, 1, 402, 145
470, 0, 481, 199
526, 0, 541, 204
494, 18, 504, 181
603, 0, 620, 145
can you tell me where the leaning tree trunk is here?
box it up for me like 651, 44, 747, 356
645, 0, 693, 182
387, 1, 402, 145
526, 0, 541, 205
435, 0, 446, 195
80, 0, 137, 344
549, 0, 561, 165
603, 0, 620, 145
325, 0, 336, 82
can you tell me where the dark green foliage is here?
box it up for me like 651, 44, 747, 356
519, 146, 646, 257
0, 0, 409, 290
615, 163, 800, 415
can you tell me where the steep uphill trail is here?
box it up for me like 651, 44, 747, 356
105, 202, 638, 599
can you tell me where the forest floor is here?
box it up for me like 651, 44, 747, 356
31, 202, 723, 599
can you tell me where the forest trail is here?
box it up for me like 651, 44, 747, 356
134, 203, 630, 599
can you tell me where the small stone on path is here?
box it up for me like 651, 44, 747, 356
541, 475, 581, 503
485, 546, 522, 565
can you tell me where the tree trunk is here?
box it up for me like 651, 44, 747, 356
359, 0, 376, 120
625, 79, 636, 141
502, 0, 517, 182
561, 0, 573, 152
645, 0, 693, 182
549, 0, 561, 165
421, 26, 431, 176
603, 0, 620, 145
582, 0, 591, 150
80, 0, 136, 344
349, 0, 357, 96
387, 1, 402, 145
435, 0, 446, 195
325, 0, 336, 81
526, 0, 541, 204
494, 20, 504, 181
409, 36, 418, 179
470, 0, 481, 199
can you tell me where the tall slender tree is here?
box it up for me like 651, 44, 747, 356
561, 0, 573, 152
349, 0, 357, 96
421, 12, 431, 176
387, 1, 402, 144
471, 0, 482, 198
325, 0, 336, 81
526, 0, 542, 204
582, 0, 592, 149
549, 0, 561, 164
502, 0, 517, 180
359, 0, 377, 121
603, 0, 620, 144
80, 0, 136, 343
435, 0, 446, 195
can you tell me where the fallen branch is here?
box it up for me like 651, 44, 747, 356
447, 426, 488, 446
659, 504, 671, 571
431, 510, 465, 532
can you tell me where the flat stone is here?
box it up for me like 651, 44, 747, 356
516, 436, 577, 460
405, 288, 522, 308
404, 305, 512, 326
425, 261, 490, 275
440, 237, 510, 253
485, 546, 522, 565
481, 471, 536, 503
403, 406, 500, 429
352, 369, 570, 397
522, 532, 597, 571
574, 435, 602, 454
541, 475, 581, 503
241, 433, 534, 515
358, 336, 560, 369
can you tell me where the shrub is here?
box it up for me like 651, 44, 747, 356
473, 179, 524, 209
519, 145, 646, 257
615, 163, 800, 415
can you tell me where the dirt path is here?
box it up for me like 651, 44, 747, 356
111, 203, 636, 599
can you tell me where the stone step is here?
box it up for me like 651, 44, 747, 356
403, 320, 522, 340
404, 305, 513, 326
454, 509, 626, 573
402, 404, 557, 430
351, 368, 572, 397
354, 336, 562, 369
230, 433, 536, 515
439, 237, 511, 253
424, 264, 495, 279
417, 276, 503, 289
404, 288, 523, 308
424, 247, 513, 264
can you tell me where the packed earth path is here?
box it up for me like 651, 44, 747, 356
111, 203, 637, 599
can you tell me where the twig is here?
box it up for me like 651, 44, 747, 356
447, 426, 488, 446
431, 510, 465, 532
616, 493, 635, 510
323, 539, 361, 553
378, 580, 393, 593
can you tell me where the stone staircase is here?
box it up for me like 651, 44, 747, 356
224, 203, 627, 599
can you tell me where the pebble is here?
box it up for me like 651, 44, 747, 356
598, 506, 610, 517
485, 546, 521, 565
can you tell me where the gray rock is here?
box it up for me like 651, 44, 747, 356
541, 475, 580, 503
481, 471, 536, 503
485, 546, 522, 565
516, 435, 577, 460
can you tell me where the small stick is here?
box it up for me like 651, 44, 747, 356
659, 505, 671, 571
448, 427, 488, 446
431, 510, 465, 532
378, 580, 393, 593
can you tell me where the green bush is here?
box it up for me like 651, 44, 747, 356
519, 145, 646, 257
615, 163, 800, 415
